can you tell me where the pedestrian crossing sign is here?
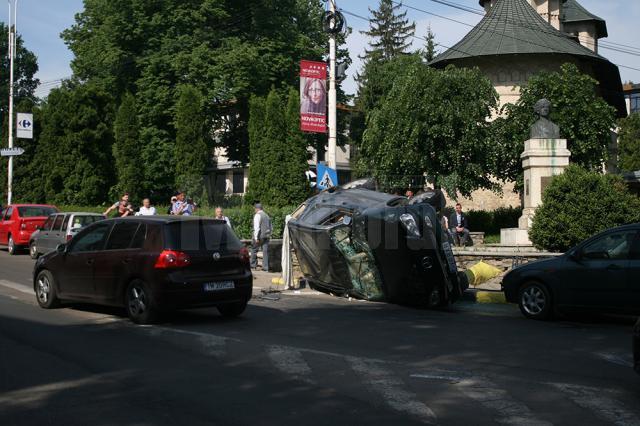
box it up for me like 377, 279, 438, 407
316, 163, 338, 190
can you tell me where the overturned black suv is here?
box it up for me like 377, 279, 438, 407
288, 183, 467, 307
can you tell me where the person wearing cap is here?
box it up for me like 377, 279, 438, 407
167, 195, 177, 215
251, 203, 272, 271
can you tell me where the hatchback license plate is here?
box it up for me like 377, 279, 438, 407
203, 281, 235, 291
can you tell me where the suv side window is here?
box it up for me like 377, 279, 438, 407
582, 230, 637, 260
105, 222, 140, 250
130, 224, 147, 249
53, 215, 65, 232
69, 223, 112, 253
42, 216, 55, 231
62, 215, 71, 232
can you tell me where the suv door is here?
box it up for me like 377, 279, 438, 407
93, 221, 143, 302
627, 231, 640, 310
60, 222, 112, 298
567, 229, 637, 310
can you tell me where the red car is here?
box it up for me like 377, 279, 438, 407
0, 204, 59, 255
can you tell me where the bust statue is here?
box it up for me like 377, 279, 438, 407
530, 98, 560, 139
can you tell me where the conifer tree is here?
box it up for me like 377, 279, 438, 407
245, 96, 267, 205
284, 88, 311, 205
421, 25, 438, 62
361, 0, 416, 61
174, 85, 209, 205
113, 92, 142, 201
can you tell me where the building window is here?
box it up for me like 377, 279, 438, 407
631, 95, 640, 114
232, 171, 245, 194
215, 173, 226, 194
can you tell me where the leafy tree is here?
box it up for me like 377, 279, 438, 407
421, 25, 438, 63
361, 0, 415, 61
35, 82, 115, 205
174, 85, 209, 205
529, 165, 640, 252
0, 23, 39, 117
245, 96, 267, 204
491, 63, 616, 184
618, 112, 640, 172
358, 63, 499, 196
112, 92, 143, 201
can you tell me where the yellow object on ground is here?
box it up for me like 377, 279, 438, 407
465, 261, 502, 287
475, 291, 507, 304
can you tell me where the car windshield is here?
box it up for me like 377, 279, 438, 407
18, 206, 58, 217
164, 220, 243, 252
72, 215, 104, 229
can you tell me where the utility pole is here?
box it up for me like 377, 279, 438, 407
6, 0, 17, 205
327, 0, 337, 170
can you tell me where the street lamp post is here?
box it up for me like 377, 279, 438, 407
327, 0, 337, 170
6, 0, 18, 205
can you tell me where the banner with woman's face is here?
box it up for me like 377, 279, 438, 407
300, 60, 327, 133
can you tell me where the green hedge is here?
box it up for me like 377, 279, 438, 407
443, 206, 522, 234
57, 204, 298, 240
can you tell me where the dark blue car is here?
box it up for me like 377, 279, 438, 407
502, 224, 640, 320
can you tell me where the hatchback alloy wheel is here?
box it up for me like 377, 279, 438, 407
35, 270, 60, 309
126, 281, 157, 324
518, 282, 552, 320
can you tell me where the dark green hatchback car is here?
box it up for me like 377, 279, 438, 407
502, 224, 640, 320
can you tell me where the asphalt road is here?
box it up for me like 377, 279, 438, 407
0, 249, 639, 425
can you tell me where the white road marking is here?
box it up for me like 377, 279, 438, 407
0, 279, 33, 295
266, 345, 315, 384
412, 371, 553, 426
550, 383, 640, 426
348, 358, 437, 424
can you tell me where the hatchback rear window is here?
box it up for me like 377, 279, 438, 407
71, 215, 104, 229
18, 206, 58, 217
164, 220, 243, 251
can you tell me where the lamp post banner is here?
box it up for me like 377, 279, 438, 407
300, 60, 327, 133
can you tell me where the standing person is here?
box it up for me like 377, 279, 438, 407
251, 203, 272, 271
136, 198, 157, 216
448, 203, 470, 247
104, 193, 134, 218
214, 207, 231, 227
171, 191, 193, 216
167, 196, 177, 215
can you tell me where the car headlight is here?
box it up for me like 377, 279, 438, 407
400, 213, 421, 237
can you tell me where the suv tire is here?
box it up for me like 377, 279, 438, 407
125, 280, 158, 324
518, 281, 553, 320
35, 270, 61, 309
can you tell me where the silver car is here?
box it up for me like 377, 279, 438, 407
29, 212, 106, 259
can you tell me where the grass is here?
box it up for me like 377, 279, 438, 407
483, 234, 500, 245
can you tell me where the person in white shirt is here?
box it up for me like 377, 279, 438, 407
251, 203, 272, 271
136, 198, 157, 216
214, 207, 231, 227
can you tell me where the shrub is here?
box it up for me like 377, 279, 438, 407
529, 165, 640, 252
444, 206, 522, 234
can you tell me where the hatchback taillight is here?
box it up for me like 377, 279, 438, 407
66, 234, 73, 241
154, 250, 191, 269
239, 246, 250, 265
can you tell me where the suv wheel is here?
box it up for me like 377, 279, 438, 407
218, 299, 248, 318
35, 270, 61, 309
29, 242, 39, 259
518, 281, 553, 320
125, 280, 158, 324
7, 235, 17, 255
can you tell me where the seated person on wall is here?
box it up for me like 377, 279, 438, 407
448, 203, 470, 247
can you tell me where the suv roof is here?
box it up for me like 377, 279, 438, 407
103, 216, 225, 224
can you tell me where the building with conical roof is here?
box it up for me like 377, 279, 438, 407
430, 0, 625, 117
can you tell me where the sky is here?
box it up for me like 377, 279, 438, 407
1, 0, 639, 98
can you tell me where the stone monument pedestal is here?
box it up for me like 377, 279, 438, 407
501, 138, 571, 246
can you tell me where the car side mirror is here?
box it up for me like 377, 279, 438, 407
56, 243, 67, 254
